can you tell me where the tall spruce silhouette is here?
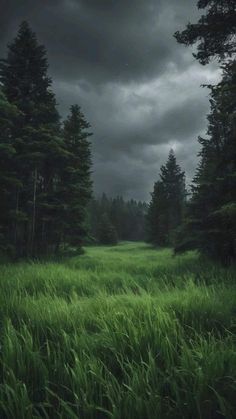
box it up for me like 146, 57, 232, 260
147, 150, 186, 246
175, 1, 236, 263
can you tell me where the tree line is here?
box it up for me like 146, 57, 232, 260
147, 0, 236, 264
88, 194, 148, 245
0, 0, 235, 265
0, 22, 92, 257
0, 21, 148, 256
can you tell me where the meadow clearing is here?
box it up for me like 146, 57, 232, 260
0, 242, 235, 418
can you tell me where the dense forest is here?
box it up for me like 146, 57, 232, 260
0, 22, 92, 258
88, 195, 148, 244
0, 22, 147, 256
0, 0, 235, 265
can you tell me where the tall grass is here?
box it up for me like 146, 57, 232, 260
0, 242, 235, 418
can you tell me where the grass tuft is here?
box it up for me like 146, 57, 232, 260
0, 242, 235, 418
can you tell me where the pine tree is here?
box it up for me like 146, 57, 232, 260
174, 0, 236, 64
98, 213, 118, 245
62, 104, 92, 246
175, 1, 236, 263
87, 195, 148, 242
147, 150, 186, 246
125, 199, 148, 241
176, 62, 236, 263
0, 89, 20, 252
0, 21, 65, 256
147, 181, 167, 245
110, 196, 126, 240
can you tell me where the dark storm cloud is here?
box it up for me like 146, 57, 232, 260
0, 0, 198, 83
0, 0, 220, 200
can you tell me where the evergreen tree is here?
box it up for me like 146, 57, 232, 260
87, 194, 148, 243
0, 89, 20, 252
98, 213, 118, 245
175, 1, 236, 263
147, 150, 186, 246
174, 0, 236, 64
110, 196, 126, 240
126, 199, 148, 241
147, 181, 167, 245
62, 104, 92, 246
0, 21, 66, 256
176, 62, 236, 263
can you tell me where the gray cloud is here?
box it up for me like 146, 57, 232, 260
0, 0, 198, 83
0, 0, 220, 200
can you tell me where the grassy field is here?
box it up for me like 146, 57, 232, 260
0, 242, 235, 418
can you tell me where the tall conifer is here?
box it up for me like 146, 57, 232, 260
62, 105, 92, 246
147, 150, 186, 246
0, 90, 20, 251
175, 0, 236, 263
0, 22, 65, 256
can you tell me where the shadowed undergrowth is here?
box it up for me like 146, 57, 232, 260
0, 242, 235, 418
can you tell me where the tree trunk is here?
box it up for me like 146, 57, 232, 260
31, 167, 37, 256
14, 189, 19, 247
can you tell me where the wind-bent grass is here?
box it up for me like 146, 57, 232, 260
0, 242, 235, 418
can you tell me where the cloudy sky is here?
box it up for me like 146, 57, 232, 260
0, 0, 221, 201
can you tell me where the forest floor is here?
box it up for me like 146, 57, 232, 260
0, 242, 236, 418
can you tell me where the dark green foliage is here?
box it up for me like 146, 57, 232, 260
62, 105, 92, 246
174, 0, 236, 64
88, 194, 148, 242
0, 21, 63, 256
147, 181, 167, 245
0, 22, 92, 257
0, 90, 20, 252
176, 62, 236, 263
175, 1, 236, 264
97, 213, 118, 245
147, 150, 186, 246
110, 197, 148, 241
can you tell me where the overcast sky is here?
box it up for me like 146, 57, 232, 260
0, 0, 221, 201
